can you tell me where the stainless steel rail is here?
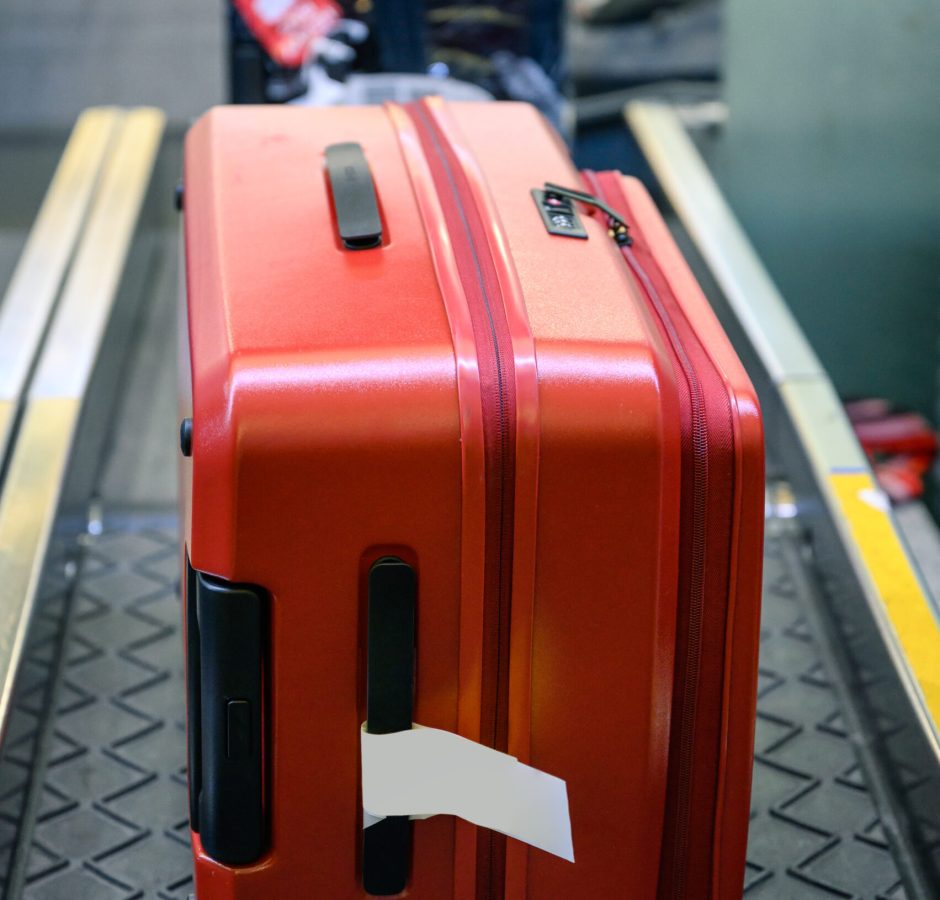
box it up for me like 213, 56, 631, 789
627, 100, 940, 896
0, 108, 120, 463
0, 107, 165, 740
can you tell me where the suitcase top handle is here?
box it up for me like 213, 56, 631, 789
325, 142, 383, 251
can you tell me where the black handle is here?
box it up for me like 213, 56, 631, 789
194, 570, 266, 866
363, 557, 416, 896
325, 142, 383, 250
185, 557, 202, 831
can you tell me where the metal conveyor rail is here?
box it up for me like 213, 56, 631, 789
0, 108, 165, 746
628, 100, 940, 897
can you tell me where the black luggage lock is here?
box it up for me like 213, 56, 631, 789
363, 557, 416, 896
325, 142, 383, 250
186, 561, 267, 866
531, 187, 588, 239
532, 182, 633, 246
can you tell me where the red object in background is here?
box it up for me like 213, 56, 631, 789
180, 100, 764, 898
233, 0, 341, 68
845, 399, 938, 502
844, 397, 893, 424
874, 456, 931, 503
852, 412, 939, 458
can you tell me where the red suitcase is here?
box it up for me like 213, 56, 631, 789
179, 99, 764, 899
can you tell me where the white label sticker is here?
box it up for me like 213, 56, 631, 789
361, 724, 574, 863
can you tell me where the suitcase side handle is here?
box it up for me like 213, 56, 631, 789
363, 557, 416, 895
185, 557, 202, 831
191, 569, 267, 866
325, 142, 383, 250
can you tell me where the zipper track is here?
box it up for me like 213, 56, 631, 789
584, 171, 710, 898
407, 101, 516, 900
622, 243, 708, 899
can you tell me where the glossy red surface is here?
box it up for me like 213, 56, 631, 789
181, 101, 763, 900
184, 106, 463, 899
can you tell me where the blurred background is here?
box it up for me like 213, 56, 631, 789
1, 0, 938, 509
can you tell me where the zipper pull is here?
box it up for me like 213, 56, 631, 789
542, 183, 633, 246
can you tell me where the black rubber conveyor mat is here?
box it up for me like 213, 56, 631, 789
0, 517, 907, 899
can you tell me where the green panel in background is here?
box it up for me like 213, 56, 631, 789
710, 0, 940, 419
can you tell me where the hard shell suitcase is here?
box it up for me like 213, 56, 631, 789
180, 98, 764, 899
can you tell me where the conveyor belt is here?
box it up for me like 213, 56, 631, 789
0, 113, 935, 898
0, 513, 908, 898
0, 520, 189, 899
747, 520, 903, 897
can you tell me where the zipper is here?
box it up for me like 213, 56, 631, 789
407, 101, 517, 900
621, 235, 708, 900
580, 171, 710, 899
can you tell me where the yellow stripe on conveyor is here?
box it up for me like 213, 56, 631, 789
830, 472, 940, 719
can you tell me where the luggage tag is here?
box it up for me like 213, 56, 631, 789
361, 723, 575, 863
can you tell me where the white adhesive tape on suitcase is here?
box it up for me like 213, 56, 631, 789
360, 724, 574, 862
